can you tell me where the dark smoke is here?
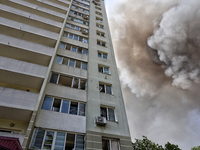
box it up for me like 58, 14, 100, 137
105, 0, 200, 149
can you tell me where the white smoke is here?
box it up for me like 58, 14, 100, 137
148, 0, 200, 89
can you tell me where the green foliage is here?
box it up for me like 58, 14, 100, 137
191, 146, 200, 150
132, 136, 181, 150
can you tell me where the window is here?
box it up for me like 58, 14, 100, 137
68, 16, 89, 26
42, 96, 86, 116
97, 40, 106, 47
102, 138, 119, 150
70, 10, 84, 17
63, 32, 88, 43
59, 42, 88, 55
100, 106, 115, 121
50, 73, 87, 90
98, 65, 109, 74
95, 6, 101, 10
96, 17, 103, 22
99, 83, 112, 94
97, 31, 105, 37
98, 51, 107, 59
66, 23, 87, 33
96, 23, 104, 28
31, 128, 85, 150
71, 5, 76, 8
96, 11, 102, 16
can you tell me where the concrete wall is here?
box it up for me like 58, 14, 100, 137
0, 87, 38, 111
35, 110, 86, 133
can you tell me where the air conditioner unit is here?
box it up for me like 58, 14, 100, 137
83, 15, 89, 20
96, 116, 106, 126
82, 29, 88, 35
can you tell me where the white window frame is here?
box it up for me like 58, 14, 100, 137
100, 106, 116, 122
98, 51, 107, 59
98, 65, 109, 74
97, 40, 106, 46
102, 138, 120, 150
30, 129, 85, 150
99, 83, 112, 94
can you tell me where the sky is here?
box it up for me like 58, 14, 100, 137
104, 0, 200, 149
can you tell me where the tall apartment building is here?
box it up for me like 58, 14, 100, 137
0, 0, 132, 149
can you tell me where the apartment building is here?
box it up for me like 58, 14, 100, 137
0, 0, 132, 149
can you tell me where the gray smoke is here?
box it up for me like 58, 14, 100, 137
105, 0, 200, 149
147, 0, 200, 89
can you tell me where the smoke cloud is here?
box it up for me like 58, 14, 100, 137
105, 0, 200, 149
148, 0, 200, 89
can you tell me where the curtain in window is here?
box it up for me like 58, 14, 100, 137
31, 128, 45, 149
61, 100, 70, 114
42, 97, 53, 111
111, 140, 119, 150
108, 108, 115, 121
43, 131, 54, 149
55, 132, 66, 150
75, 135, 84, 150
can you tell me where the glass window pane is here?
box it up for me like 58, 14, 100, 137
98, 66, 103, 73
60, 43, 66, 49
72, 78, 79, 88
79, 20, 83, 24
52, 98, 61, 112
111, 140, 119, 150
83, 39, 88, 43
82, 49, 88, 55
58, 75, 72, 87
78, 103, 85, 116
66, 23, 70, 27
76, 61, 81, 68
69, 102, 78, 115
50, 73, 58, 84
79, 37, 83, 42
62, 57, 68, 65
106, 85, 112, 94
43, 131, 54, 150
103, 54, 107, 59
74, 35, 79, 41
69, 59, 75, 67
104, 67, 109, 74
102, 139, 110, 150
71, 25, 75, 29
80, 80, 86, 90
66, 44, 71, 50
55, 56, 63, 64
75, 135, 84, 150
65, 133, 75, 150
98, 52, 102, 57
71, 46, 77, 52
72, 5, 76, 8
55, 132, 66, 150
108, 108, 115, 121
31, 129, 45, 149
100, 107, 107, 119
75, 26, 80, 31
81, 62, 87, 70
69, 34, 73, 39
61, 100, 70, 114
42, 97, 53, 111
99, 84, 105, 93
78, 48, 82, 54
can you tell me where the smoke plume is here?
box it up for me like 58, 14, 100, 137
147, 0, 200, 89
105, 0, 200, 149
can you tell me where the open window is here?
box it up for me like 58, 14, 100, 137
97, 40, 106, 47
98, 51, 107, 59
99, 83, 112, 94
98, 65, 109, 74
102, 138, 120, 150
100, 106, 115, 121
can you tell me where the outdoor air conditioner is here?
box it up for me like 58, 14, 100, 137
83, 15, 89, 20
82, 29, 88, 35
96, 116, 106, 126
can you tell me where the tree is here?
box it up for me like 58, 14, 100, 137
132, 136, 181, 150
191, 146, 200, 150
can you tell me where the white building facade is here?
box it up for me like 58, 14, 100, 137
0, 0, 132, 149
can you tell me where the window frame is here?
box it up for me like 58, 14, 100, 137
41, 96, 86, 116
98, 65, 110, 74
50, 73, 87, 90
97, 40, 106, 47
102, 138, 120, 150
99, 83, 112, 94
100, 106, 116, 122
98, 51, 107, 59
30, 128, 85, 150
63, 32, 88, 43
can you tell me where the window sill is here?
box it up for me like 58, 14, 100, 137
99, 92, 114, 96
99, 72, 111, 76
97, 44, 107, 48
